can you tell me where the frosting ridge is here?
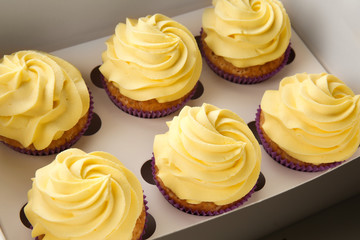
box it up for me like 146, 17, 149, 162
154, 103, 261, 205
24, 148, 144, 240
0, 50, 90, 150
100, 14, 202, 103
202, 0, 291, 67
261, 73, 360, 164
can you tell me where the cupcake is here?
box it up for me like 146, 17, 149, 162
201, 0, 291, 84
256, 73, 360, 171
99, 14, 202, 118
0, 50, 93, 155
153, 103, 261, 215
24, 148, 147, 240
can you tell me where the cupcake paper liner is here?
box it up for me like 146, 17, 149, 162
25, 194, 149, 240
2, 91, 94, 156
101, 74, 197, 119
255, 107, 343, 172
139, 193, 149, 240
151, 155, 256, 216
199, 28, 292, 84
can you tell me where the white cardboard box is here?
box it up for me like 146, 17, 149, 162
1, 2, 359, 240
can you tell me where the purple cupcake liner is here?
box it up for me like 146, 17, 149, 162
151, 154, 256, 216
139, 193, 149, 240
255, 107, 343, 172
1, 91, 94, 156
27, 193, 148, 240
199, 28, 291, 84
100, 74, 197, 119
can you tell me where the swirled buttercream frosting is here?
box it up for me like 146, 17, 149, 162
24, 148, 144, 240
100, 13, 202, 103
0, 50, 90, 150
154, 103, 261, 205
261, 73, 360, 164
202, 0, 291, 67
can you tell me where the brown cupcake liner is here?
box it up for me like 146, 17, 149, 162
100, 74, 197, 119
1, 91, 94, 156
151, 154, 256, 216
255, 107, 343, 172
199, 28, 291, 84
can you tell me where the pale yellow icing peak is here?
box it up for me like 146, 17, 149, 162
154, 103, 261, 205
261, 73, 360, 164
100, 14, 202, 103
24, 148, 144, 240
0, 50, 90, 150
202, 0, 291, 67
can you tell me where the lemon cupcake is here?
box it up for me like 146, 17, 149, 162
100, 14, 202, 118
0, 50, 93, 155
153, 103, 261, 215
256, 73, 360, 171
201, 0, 291, 84
24, 148, 147, 240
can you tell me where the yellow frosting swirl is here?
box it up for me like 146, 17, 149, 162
261, 73, 360, 164
25, 148, 144, 240
154, 103, 261, 205
0, 50, 90, 150
100, 13, 202, 103
202, 0, 291, 67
